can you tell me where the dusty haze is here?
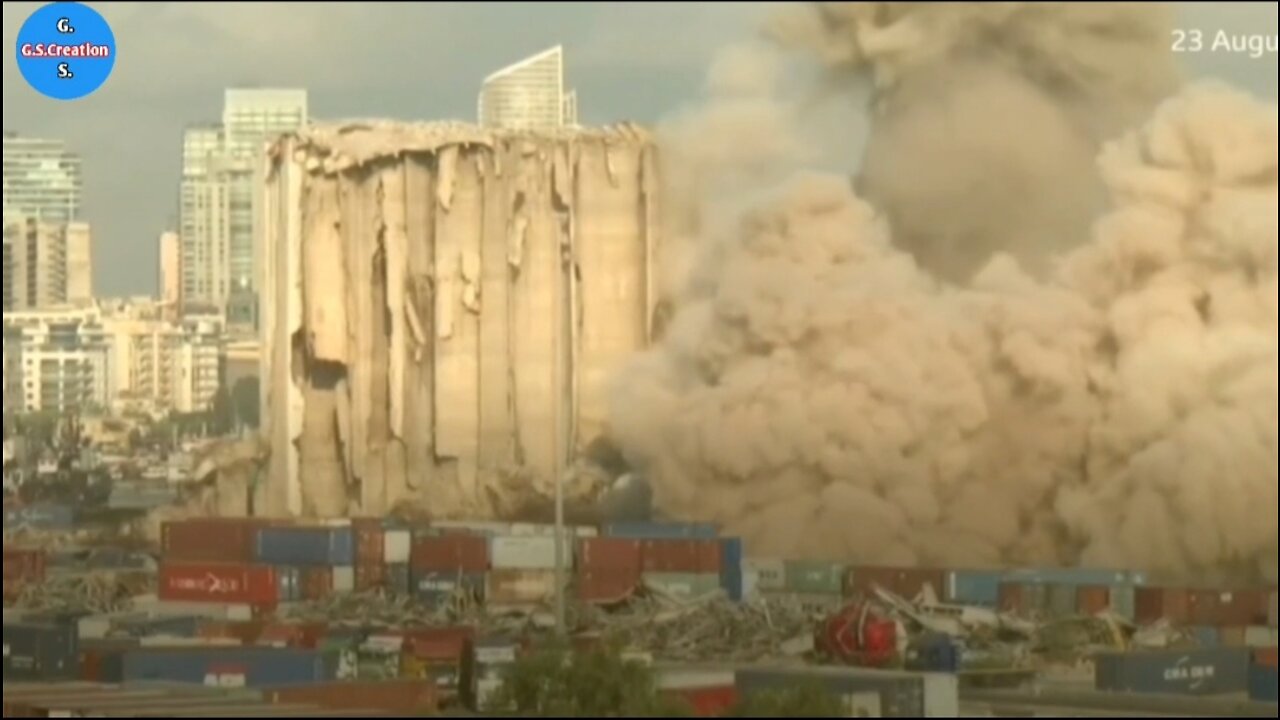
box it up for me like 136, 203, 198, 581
612, 2, 1278, 583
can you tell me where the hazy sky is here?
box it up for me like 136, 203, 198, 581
3, 2, 1276, 297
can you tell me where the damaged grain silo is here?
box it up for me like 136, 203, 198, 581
257, 122, 659, 519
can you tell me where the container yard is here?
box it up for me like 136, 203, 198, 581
5, 514, 1279, 716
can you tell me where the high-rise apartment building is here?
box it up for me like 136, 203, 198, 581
478, 46, 578, 131
179, 90, 306, 315
3, 216, 68, 310
3, 309, 111, 414
65, 222, 93, 306
2, 133, 82, 224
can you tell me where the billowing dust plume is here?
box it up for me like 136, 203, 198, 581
612, 2, 1278, 583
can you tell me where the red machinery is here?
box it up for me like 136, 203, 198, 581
817, 600, 899, 667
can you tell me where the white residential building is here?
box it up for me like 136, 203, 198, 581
179, 90, 307, 314
2, 133, 82, 224
64, 221, 93, 306
478, 46, 578, 131
3, 308, 111, 414
3, 215, 68, 311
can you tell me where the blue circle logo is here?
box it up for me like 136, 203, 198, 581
15, 2, 116, 101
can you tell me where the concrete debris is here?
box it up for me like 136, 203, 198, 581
11, 571, 152, 615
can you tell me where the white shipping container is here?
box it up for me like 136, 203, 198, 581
433, 520, 512, 536
383, 529, 412, 563
78, 616, 111, 639
490, 535, 559, 570
744, 559, 786, 591
333, 566, 355, 592
920, 672, 959, 717
1245, 625, 1279, 647
487, 570, 558, 605
133, 599, 254, 622
475, 644, 520, 665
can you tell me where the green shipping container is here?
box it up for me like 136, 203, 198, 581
784, 561, 845, 595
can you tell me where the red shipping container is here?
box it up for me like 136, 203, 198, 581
577, 569, 641, 604
2, 548, 46, 583
159, 562, 280, 606
1077, 585, 1111, 616
845, 566, 948, 600
353, 518, 385, 566
401, 626, 475, 661
1135, 587, 1193, 624
1256, 648, 1278, 668
578, 537, 643, 572
1188, 589, 1269, 626
198, 620, 265, 644
78, 639, 138, 681
301, 568, 334, 600
259, 622, 326, 649
641, 540, 721, 573
410, 534, 488, 572
162, 518, 273, 563
662, 686, 738, 718
264, 680, 437, 714
355, 564, 387, 591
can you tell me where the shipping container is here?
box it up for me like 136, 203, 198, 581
2, 548, 47, 584
429, 520, 512, 536
111, 613, 202, 638
1094, 647, 1250, 695
355, 564, 387, 591
1190, 626, 1221, 647
487, 569, 558, 606
783, 561, 845, 596
1248, 662, 1278, 703
158, 563, 281, 606
411, 571, 485, 608
383, 529, 411, 564
510, 522, 598, 538
1047, 583, 1077, 617
410, 534, 488, 572
333, 566, 354, 592
643, 573, 722, 601
352, 521, 385, 566
577, 537, 642, 572
720, 538, 744, 602
1136, 587, 1193, 624
258, 622, 326, 649
79, 638, 141, 681
300, 568, 334, 600
743, 559, 785, 593
3, 503, 75, 532
162, 518, 273, 564
255, 527, 355, 567
604, 522, 719, 540
401, 626, 474, 662
1246, 626, 1280, 648
490, 535, 561, 570
355, 635, 404, 680
734, 666, 958, 717
1220, 626, 1247, 647
1075, 585, 1110, 616
641, 539, 722, 574
945, 571, 1002, 607
576, 569, 641, 604
847, 567, 947, 601
101, 646, 331, 687
2, 622, 78, 681
1111, 584, 1137, 621
263, 680, 438, 714
1258, 647, 1278, 667
998, 582, 1049, 615
1270, 591, 1278, 629
1001, 568, 1142, 586
1188, 589, 1270, 627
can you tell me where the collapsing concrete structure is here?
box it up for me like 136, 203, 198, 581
258, 122, 659, 518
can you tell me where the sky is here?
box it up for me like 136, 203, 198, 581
3, 1, 1277, 297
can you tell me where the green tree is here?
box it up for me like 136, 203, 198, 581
493, 641, 691, 717
231, 376, 260, 429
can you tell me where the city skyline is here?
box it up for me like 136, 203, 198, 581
1, 2, 1276, 297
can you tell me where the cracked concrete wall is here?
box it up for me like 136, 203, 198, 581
259, 123, 658, 518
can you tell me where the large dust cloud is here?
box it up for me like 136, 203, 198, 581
610, 2, 1279, 583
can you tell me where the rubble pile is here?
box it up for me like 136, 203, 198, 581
11, 570, 150, 615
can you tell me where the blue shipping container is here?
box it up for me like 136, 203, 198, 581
603, 522, 719, 540
3, 504, 75, 532
103, 647, 330, 687
255, 527, 355, 566
1190, 626, 1221, 647
412, 571, 486, 609
946, 571, 1003, 606
720, 538, 744, 602
1095, 648, 1250, 696
1249, 663, 1278, 702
